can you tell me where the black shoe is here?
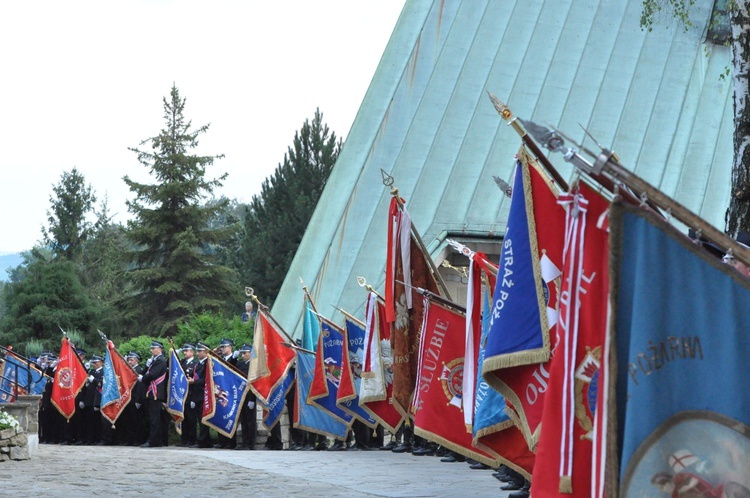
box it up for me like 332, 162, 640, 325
469, 462, 490, 470
508, 489, 530, 498
314, 443, 328, 451
440, 454, 465, 463
435, 447, 448, 457
500, 483, 522, 491
188, 444, 199, 448
328, 441, 346, 451
140, 442, 160, 448
391, 443, 412, 453
412, 446, 435, 456
288, 444, 303, 451
197, 442, 213, 449
303, 445, 316, 451
213, 443, 227, 449
380, 440, 397, 451
235, 445, 250, 450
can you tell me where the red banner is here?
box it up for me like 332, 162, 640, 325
531, 183, 610, 496
412, 299, 493, 465
248, 311, 296, 404
386, 199, 442, 418
51, 337, 88, 421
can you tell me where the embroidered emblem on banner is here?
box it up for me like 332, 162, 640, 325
58, 367, 73, 389
440, 358, 464, 409
574, 346, 601, 440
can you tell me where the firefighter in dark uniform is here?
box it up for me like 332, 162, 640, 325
214, 338, 238, 449
82, 355, 104, 444
139, 341, 168, 447
121, 352, 146, 446
178, 343, 198, 447
235, 343, 257, 450
192, 341, 213, 448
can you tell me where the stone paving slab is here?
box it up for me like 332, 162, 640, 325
0, 445, 513, 497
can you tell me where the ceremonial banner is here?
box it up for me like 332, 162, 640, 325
166, 348, 189, 433
294, 351, 349, 440
385, 198, 442, 417
0, 352, 47, 401
302, 297, 320, 352
51, 337, 88, 420
359, 292, 403, 433
248, 310, 296, 404
462, 251, 498, 429
482, 148, 565, 449
412, 298, 493, 466
308, 319, 353, 425
201, 355, 249, 438
607, 203, 750, 496
466, 260, 535, 479
531, 184, 609, 496
335, 314, 377, 427
262, 369, 294, 430
100, 340, 138, 426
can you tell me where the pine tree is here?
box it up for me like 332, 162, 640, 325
238, 109, 341, 304
122, 85, 237, 336
43, 167, 97, 262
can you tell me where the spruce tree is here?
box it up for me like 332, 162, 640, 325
43, 167, 97, 262
122, 85, 236, 336
238, 109, 341, 304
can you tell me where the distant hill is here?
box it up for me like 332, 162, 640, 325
0, 253, 23, 281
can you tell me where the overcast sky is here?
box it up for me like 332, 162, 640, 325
0, 0, 405, 254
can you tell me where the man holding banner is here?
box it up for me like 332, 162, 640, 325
139, 340, 168, 448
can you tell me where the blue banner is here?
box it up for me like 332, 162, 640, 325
203, 356, 249, 438
166, 349, 188, 424
473, 287, 510, 437
302, 298, 320, 352
0, 353, 46, 401
611, 205, 750, 495
340, 317, 377, 427
262, 369, 294, 430
483, 161, 549, 370
296, 352, 349, 440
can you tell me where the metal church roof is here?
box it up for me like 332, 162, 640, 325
270, 0, 732, 337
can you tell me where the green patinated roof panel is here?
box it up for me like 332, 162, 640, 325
271, 0, 732, 337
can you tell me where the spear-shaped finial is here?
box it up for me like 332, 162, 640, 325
58, 325, 67, 337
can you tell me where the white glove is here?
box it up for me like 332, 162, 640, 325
138, 374, 143, 382
93, 407, 99, 412
232, 351, 240, 359
78, 401, 85, 409
190, 401, 196, 409
247, 401, 255, 409
135, 403, 142, 409
88, 375, 94, 382
146, 358, 153, 367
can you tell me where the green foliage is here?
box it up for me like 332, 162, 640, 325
79, 197, 132, 338
43, 168, 97, 262
173, 312, 253, 350
120, 85, 238, 336
116, 334, 169, 363
24, 339, 44, 358
238, 109, 341, 304
0, 258, 97, 352
640, 0, 696, 32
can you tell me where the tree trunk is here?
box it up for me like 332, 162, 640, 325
727, 2, 750, 236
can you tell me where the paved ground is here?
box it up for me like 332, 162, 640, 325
0, 445, 515, 497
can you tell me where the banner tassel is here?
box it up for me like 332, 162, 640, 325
559, 476, 573, 493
